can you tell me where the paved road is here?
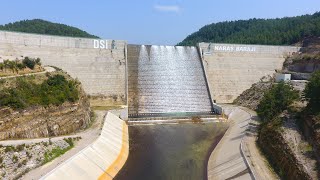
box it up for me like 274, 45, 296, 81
207, 105, 278, 180
207, 105, 253, 180
240, 107, 279, 180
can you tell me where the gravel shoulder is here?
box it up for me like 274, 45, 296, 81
207, 104, 279, 180
240, 107, 279, 180
0, 66, 55, 79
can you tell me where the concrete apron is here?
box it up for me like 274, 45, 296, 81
41, 112, 129, 180
207, 105, 254, 180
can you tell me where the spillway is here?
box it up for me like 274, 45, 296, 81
128, 45, 213, 117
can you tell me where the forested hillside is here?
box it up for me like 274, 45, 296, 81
0, 19, 99, 38
178, 12, 320, 46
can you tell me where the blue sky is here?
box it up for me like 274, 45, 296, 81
0, 0, 319, 45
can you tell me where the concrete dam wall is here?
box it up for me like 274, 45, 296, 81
0, 30, 301, 111
42, 112, 129, 180
199, 43, 300, 103
127, 45, 213, 117
0, 31, 127, 105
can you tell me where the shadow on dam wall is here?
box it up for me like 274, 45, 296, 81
115, 122, 228, 180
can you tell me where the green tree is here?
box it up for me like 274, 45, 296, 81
7, 61, 16, 73
178, 12, 320, 46
304, 70, 320, 113
3, 60, 10, 72
257, 82, 299, 122
0, 19, 99, 38
22, 57, 36, 69
16, 62, 26, 70
0, 63, 4, 71
35, 58, 41, 65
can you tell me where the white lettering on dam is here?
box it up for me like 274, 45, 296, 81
94, 40, 108, 49
214, 45, 256, 52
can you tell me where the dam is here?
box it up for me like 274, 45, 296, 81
0, 31, 303, 179
199, 43, 300, 103
0, 30, 301, 117
0, 31, 127, 105
127, 45, 213, 118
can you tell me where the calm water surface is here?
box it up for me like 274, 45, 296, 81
115, 122, 228, 180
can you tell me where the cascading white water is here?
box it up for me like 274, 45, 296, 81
135, 45, 212, 114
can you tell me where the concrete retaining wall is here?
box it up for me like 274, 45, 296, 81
199, 43, 300, 103
42, 112, 129, 180
0, 31, 127, 105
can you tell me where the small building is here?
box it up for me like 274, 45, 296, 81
275, 73, 291, 82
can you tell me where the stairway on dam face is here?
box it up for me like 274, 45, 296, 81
128, 45, 213, 117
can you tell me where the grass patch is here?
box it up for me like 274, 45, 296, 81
43, 138, 75, 164
43, 146, 72, 164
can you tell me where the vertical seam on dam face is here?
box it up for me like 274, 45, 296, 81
127, 44, 213, 117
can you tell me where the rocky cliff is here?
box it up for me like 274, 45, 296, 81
299, 114, 320, 162
0, 71, 91, 140
233, 81, 273, 110
258, 117, 315, 180
283, 36, 320, 80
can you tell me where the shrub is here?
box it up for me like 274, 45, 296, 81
12, 155, 18, 163
0, 74, 79, 109
257, 82, 299, 122
64, 138, 74, 147
26, 151, 32, 158
22, 57, 36, 69
16, 144, 25, 151
16, 63, 26, 70
35, 58, 41, 65
4, 146, 14, 153
304, 70, 320, 113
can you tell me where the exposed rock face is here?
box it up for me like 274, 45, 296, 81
258, 121, 314, 180
299, 115, 320, 162
283, 36, 320, 80
0, 88, 90, 140
233, 82, 273, 110
301, 36, 320, 54
285, 59, 320, 74
289, 72, 312, 80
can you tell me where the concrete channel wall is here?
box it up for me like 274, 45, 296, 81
42, 112, 129, 180
198, 43, 300, 103
0, 31, 127, 105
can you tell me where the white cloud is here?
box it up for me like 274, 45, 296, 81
154, 5, 181, 13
